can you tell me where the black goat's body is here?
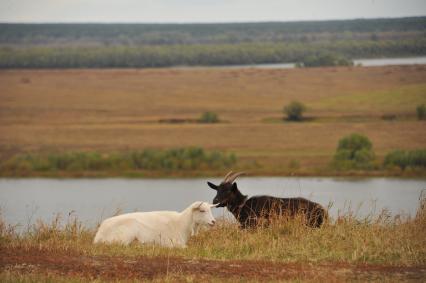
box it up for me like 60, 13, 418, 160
227, 195, 326, 228
208, 172, 327, 228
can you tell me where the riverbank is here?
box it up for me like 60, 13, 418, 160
1, 167, 425, 178
1, 198, 425, 282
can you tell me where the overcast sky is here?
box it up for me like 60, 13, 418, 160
1, 0, 425, 23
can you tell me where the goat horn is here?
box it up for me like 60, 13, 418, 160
226, 172, 246, 184
221, 171, 234, 184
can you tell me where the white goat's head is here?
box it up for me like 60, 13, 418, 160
191, 201, 216, 226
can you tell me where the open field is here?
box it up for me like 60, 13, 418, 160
1, 65, 426, 176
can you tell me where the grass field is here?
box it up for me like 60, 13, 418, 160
1, 65, 425, 176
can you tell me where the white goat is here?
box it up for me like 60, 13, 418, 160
93, 201, 216, 248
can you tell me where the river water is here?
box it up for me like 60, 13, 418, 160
1, 177, 424, 229
175, 56, 426, 69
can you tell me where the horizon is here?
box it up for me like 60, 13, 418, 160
1, 15, 425, 25
1, 0, 425, 24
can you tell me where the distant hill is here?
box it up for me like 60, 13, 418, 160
1, 17, 425, 46
0, 17, 425, 68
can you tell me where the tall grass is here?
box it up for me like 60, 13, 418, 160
2, 197, 425, 266
0, 147, 237, 174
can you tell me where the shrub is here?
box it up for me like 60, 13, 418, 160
333, 133, 375, 170
416, 104, 426, 120
288, 159, 300, 170
199, 111, 219, 123
296, 52, 354, 68
0, 148, 237, 173
384, 149, 426, 170
283, 101, 306, 121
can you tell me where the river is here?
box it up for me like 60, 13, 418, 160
174, 56, 426, 69
1, 177, 424, 230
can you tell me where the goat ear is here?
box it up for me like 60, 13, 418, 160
207, 182, 218, 191
192, 202, 203, 211
232, 182, 238, 192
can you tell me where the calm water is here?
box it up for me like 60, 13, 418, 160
1, 177, 425, 229
177, 56, 426, 69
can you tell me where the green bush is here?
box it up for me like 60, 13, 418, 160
283, 101, 307, 121
0, 148, 237, 173
296, 52, 354, 68
333, 133, 375, 170
199, 112, 219, 123
417, 104, 426, 120
384, 149, 426, 170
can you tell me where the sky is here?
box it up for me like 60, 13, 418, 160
0, 0, 425, 23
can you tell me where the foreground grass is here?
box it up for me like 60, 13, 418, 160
2, 202, 425, 266
1, 199, 425, 282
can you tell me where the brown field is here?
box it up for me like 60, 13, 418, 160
1, 65, 426, 176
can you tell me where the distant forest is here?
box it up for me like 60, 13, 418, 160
0, 17, 425, 68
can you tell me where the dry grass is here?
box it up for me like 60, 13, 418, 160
0, 65, 426, 175
2, 200, 425, 266
1, 197, 425, 282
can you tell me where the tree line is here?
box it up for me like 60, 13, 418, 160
1, 17, 425, 68
0, 38, 424, 68
1, 17, 425, 46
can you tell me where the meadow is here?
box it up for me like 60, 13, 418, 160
0, 65, 425, 176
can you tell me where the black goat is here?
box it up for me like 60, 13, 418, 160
208, 171, 327, 228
